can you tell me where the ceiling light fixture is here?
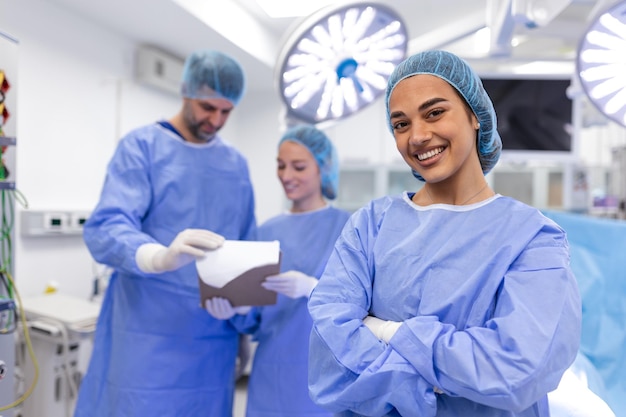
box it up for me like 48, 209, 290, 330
276, 1, 408, 126
576, 1, 626, 127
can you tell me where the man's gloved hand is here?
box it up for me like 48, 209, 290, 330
136, 229, 225, 273
205, 297, 251, 320
261, 270, 318, 299
363, 315, 402, 343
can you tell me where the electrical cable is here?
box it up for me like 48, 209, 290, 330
1, 189, 15, 294
0, 187, 29, 335
0, 187, 17, 331
0, 187, 28, 299
0, 71, 35, 413
0, 272, 16, 333
31, 316, 79, 417
0, 269, 40, 412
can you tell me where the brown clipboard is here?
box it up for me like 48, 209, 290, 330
198, 253, 281, 307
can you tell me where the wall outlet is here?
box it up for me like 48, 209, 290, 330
21, 210, 90, 237
42, 212, 68, 232
69, 211, 90, 231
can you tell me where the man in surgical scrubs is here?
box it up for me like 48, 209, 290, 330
74, 50, 256, 417
307, 50, 582, 417
206, 124, 350, 416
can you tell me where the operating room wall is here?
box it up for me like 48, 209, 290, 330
0, 0, 208, 299
2, 0, 121, 300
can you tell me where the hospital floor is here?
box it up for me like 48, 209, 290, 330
234, 375, 249, 417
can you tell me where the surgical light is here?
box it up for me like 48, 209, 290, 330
276, 1, 408, 126
576, 1, 626, 127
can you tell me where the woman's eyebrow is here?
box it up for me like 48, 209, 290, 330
390, 97, 449, 119
419, 97, 447, 112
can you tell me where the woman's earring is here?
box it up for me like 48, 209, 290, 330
475, 122, 481, 130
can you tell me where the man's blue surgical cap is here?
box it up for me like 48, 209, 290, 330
181, 50, 246, 105
385, 50, 502, 180
279, 124, 339, 200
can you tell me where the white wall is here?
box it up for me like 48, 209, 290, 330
227, 89, 284, 224
2, 0, 125, 299
0, 0, 225, 298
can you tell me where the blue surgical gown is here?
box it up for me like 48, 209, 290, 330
308, 193, 582, 417
233, 206, 350, 417
74, 122, 256, 417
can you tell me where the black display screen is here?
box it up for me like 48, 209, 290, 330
481, 78, 573, 152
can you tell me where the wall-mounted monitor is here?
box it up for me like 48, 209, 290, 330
481, 77, 574, 160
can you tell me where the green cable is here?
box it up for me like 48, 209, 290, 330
0, 128, 5, 181
0, 190, 13, 298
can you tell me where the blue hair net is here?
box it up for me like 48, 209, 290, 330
385, 50, 502, 181
180, 50, 246, 105
279, 125, 339, 200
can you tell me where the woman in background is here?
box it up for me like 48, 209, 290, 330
207, 124, 350, 416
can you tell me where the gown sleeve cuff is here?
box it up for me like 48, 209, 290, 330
135, 243, 167, 273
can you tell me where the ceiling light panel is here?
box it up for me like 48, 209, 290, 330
276, 2, 408, 125
577, 1, 626, 127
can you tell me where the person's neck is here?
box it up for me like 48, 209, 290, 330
424, 181, 490, 205
419, 168, 493, 206
169, 113, 201, 143
290, 196, 327, 213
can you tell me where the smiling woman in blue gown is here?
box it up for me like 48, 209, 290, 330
307, 50, 582, 417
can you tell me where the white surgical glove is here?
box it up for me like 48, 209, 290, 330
136, 229, 225, 273
205, 297, 251, 320
261, 270, 318, 299
363, 315, 402, 343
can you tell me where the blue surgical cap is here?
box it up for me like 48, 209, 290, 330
279, 124, 339, 200
385, 50, 502, 180
180, 50, 246, 105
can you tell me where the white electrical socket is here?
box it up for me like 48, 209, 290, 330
69, 211, 90, 230
42, 212, 68, 231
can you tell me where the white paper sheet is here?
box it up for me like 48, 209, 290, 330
196, 240, 281, 288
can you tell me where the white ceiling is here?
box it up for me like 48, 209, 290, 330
46, 0, 619, 91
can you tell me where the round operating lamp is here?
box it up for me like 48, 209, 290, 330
276, 1, 408, 126
576, 1, 626, 127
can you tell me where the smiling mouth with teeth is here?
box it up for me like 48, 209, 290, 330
417, 147, 445, 161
